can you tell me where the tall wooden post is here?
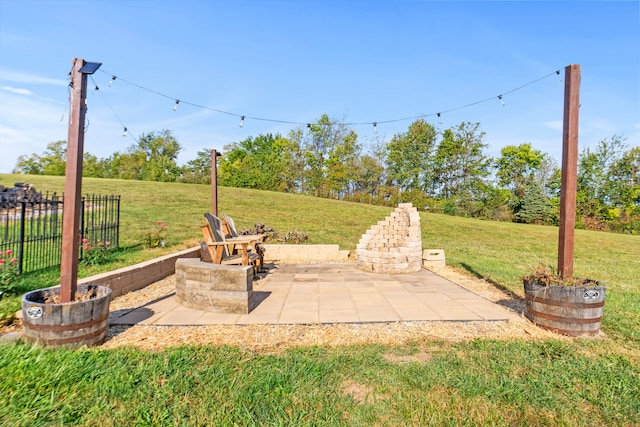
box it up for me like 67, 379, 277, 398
211, 149, 218, 216
60, 58, 88, 302
558, 64, 581, 279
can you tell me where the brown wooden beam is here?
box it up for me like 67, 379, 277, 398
60, 58, 88, 302
558, 64, 581, 279
211, 149, 218, 216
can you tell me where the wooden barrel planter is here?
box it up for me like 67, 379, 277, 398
523, 279, 606, 337
21, 284, 112, 348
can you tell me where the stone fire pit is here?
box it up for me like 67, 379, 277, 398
175, 258, 255, 314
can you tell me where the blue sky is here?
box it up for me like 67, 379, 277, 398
0, 0, 638, 173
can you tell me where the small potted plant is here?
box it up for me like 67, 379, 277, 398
523, 264, 606, 337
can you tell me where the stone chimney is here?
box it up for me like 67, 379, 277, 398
355, 203, 422, 273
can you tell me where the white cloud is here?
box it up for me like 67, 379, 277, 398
0, 69, 68, 87
1, 86, 34, 95
0, 91, 68, 173
543, 120, 563, 131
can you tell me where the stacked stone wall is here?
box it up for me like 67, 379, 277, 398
355, 203, 422, 273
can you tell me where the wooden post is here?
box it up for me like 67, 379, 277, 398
211, 149, 218, 216
60, 58, 88, 302
558, 64, 581, 279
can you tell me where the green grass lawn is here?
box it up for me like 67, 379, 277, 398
1, 174, 639, 426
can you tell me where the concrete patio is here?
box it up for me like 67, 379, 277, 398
110, 263, 520, 326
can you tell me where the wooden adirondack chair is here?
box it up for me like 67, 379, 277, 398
220, 212, 266, 269
201, 213, 260, 272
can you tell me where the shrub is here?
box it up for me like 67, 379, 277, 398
0, 249, 20, 296
79, 239, 113, 266
145, 221, 167, 248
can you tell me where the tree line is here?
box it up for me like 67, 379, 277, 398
13, 115, 640, 234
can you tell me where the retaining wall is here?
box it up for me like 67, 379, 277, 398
78, 246, 200, 298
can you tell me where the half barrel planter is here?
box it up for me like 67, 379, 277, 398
21, 284, 112, 348
523, 279, 606, 337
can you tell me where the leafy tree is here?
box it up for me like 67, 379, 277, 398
114, 151, 145, 180
13, 153, 43, 175
494, 143, 559, 219
135, 130, 182, 182
433, 122, 490, 202
82, 153, 102, 178
94, 130, 182, 182
295, 115, 360, 197
180, 149, 212, 184
14, 140, 67, 176
577, 135, 628, 221
325, 129, 361, 198
495, 143, 545, 200
350, 154, 385, 199
385, 119, 437, 193
578, 135, 627, 204
604, 145, 640, 209
218, 133, 298, 191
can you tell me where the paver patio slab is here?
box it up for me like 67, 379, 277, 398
109, 263, 521, 326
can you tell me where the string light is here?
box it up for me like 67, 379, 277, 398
437, 112, 442, 125
96, 67, 562, 134
373, 122, 378, 134
92, 76, 139, 143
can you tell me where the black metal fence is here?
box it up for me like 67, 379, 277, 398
0, 194, 120, 274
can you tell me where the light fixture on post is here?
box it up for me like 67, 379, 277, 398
78, 61, 102, 75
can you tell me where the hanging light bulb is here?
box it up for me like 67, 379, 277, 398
109, 76, 117, 87
173, 100, 180, 111
94, 85, 99, 91
437, 112, 442, 125
122, 127, 128, 137
556, 69, 563, 83
373, 122, 378, 134
498, 95, 505, 107
239, 116, 245, 128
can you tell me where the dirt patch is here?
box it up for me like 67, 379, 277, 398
341, 380, 381, 404
40, 287, 101, 304
384, 350, 433, 364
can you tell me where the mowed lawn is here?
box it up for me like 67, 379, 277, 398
1, 174, 639, 426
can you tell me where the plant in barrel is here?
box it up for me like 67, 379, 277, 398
523, 64, 605, 337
